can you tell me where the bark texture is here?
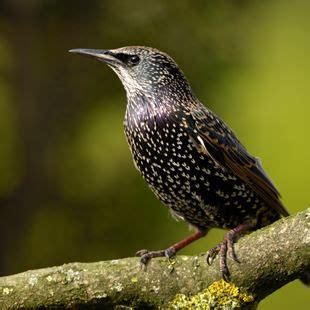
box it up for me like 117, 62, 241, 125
0, 209, 309, 309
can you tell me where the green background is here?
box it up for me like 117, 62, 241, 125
0, 0, 309, 308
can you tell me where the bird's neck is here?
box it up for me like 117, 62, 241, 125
124, 86, 197, 131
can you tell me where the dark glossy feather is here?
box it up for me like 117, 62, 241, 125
183, 103, 289, 217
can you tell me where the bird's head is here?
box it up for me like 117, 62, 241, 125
69, 46, 193, 98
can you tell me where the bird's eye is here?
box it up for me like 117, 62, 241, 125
128, 55, 140, 66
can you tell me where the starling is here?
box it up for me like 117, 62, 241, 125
69, 46, 289, 280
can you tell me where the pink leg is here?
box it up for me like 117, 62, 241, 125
137, 230, 207, 268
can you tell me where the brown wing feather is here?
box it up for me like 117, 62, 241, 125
183, 105, 289, 217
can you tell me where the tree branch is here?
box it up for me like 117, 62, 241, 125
0, 209, 309, 309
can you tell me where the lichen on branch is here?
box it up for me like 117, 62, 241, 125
168, 279, 255, 309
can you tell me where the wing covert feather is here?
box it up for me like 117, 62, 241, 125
180, 105, 289, 217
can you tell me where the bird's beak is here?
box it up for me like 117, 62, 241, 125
68, 48, 121, 66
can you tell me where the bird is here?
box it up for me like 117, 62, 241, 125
69, 46, 290, 281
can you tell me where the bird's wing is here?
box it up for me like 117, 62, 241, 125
179, 104, 289, 217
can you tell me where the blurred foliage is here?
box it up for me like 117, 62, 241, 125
0, 37, 20, 196
0, 0, 308, 309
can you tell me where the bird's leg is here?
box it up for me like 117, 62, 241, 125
136, 229, 207, 269
206, 221, 256, 281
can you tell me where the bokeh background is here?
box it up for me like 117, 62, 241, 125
0, 0, 309, 308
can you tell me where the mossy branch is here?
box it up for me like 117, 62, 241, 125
0, 209, 309, 309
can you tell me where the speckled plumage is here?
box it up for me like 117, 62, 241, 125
119, 47, 288, 231
70, 46, 289, 279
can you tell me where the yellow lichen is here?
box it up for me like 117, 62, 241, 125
2, 287, 13, 295
167, 279, 254, 309
131, 277, 138, 283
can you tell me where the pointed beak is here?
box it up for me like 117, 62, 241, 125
68, 48, 121, 65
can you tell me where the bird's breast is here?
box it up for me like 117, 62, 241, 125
124, 108, 216, 217
123, 100, 276, 229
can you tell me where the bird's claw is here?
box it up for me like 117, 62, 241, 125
136, 247, 176, 270
136, 249, 149, 257
164, 247, 176, 259
206, 244, 221, 265
227, 232, 241, 263
206, 236, 240, 281
136, 249, 153, 270
221, 264, 230, 282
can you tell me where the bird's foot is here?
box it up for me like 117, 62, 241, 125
206, 228, 242, 281
206, 243, 221, 265
136, 230, 207, 270
136, 247, 176, 270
